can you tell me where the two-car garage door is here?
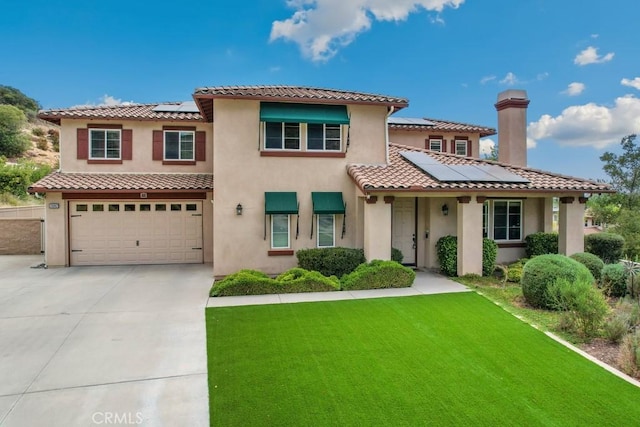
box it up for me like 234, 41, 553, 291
69, 201, 203, 266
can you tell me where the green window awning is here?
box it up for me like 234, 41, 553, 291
265, 192, 299, 215
312, 192, 345, 214
260, 102, 349, 125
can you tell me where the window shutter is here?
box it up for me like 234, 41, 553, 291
152, 130, 163, 160
424, 139, 429, 150
195, 131, 206, 161
467, 140, 472, 157
122, 129, 133, 160
77, 128, 88, 159
450, 140, 455, 153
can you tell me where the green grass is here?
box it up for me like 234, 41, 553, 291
206, 293, 640, 426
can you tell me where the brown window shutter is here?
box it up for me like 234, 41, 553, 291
195, 131, 206, 161
424, 139, 429, 150
450, 140, 455, 153
467, 140, 472, 157
77, 128, 88, 159
152, 130, 163, 161
122, 129, 133, 160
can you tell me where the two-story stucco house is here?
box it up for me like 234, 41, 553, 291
32, 86, 611, 277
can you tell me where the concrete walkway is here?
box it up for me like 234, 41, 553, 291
207, 269, 470, 308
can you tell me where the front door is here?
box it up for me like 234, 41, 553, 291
392, 198, 416, 264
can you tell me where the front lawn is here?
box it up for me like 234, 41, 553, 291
206, 293, 640, 426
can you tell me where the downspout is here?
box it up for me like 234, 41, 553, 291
385, 106, 395, 164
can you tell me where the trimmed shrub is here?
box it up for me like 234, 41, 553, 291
600, 263, 627, 297
341, 260, 415, 290
436, 235, 499, 277
506, 258, 528, 283
618, 330, 640, 377
585, 232, 625, 264
296, 247, 365, 278
570, 252, 604, 283
521, 254, 594, 309
210, 268, 340, 297
391, 247, 404, 264
524, 232, 558, 258
547, 277, 609, 338
482, 238, 498, 276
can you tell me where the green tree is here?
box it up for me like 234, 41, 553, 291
0, 104, 30, 157
586, 193, 621, 229
0, 85, 40, 118
616, 209, 640, 259
483, 143, 498, 161
600, 134, 640, 209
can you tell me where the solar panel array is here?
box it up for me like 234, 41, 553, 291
152, 101, 200, 113
387, 117, 436, 126
400, 151, 530, 183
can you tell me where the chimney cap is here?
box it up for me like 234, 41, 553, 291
497, 89, 528, 102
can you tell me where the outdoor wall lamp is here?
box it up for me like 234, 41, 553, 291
236, 203, 243, 216
441, 204, 449, 216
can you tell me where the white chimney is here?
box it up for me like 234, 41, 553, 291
495, 89, 530, 167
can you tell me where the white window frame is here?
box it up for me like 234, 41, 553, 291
307, 123, 342, 151
317, 214, 335, 248
455, 139, 468, 156
271, 214, 290, 249
429, 138, 442, 152
89, 129, 121, 160
164, 130, 195, 161
485, 200, 523, 242
264, 122, 301, 151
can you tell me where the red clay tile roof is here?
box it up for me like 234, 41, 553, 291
38, 103, 204, 125
347, 143, 612, 194
193, 85, 408, 122
29, 173, 213, 193
389, 117, 496, 137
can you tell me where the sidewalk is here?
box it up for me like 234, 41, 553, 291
207, 269, 469, 308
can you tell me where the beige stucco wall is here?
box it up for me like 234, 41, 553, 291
212, 99, 389, 276
559, 198, 586, 255
44, 192, 68, 266
388, 130, 481, 158
0, 206, 45, 218
59, 119, 213, 173
363, 199, 392, 261
0, 218, 42, 255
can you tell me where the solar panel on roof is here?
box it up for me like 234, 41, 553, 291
152, 101, 199, 113
400, 151, 530, 184
388, 117, 435, 126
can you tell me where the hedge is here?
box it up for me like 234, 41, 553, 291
340, 260, 415, 290
435, 236, 498, 277
524, 232, 558, 258
296, 247, 366, 278
210, 268, 340, 297
521, 254, 594, 309
570, 252, 605, 283
585, 233, 625, 264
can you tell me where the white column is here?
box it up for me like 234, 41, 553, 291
558, 197, 585, 256
543, 197, 555, 233
457, 196, 483, 276
363, 196, 392, 261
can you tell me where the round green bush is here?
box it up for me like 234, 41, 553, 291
570, 252, 604, 283
340, 260, 415, 290
585, 232, 625, 264
521, 254, 594, 309
391, 247, 404, 263
600, 263, 628, 297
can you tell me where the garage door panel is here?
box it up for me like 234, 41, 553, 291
70, 201, 203, 266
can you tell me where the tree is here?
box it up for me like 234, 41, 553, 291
586, 193, 621, 229
0, 104, 30, 157
483, 143, 498, 161
0, 85, 40, 118
600, 134, 640, 209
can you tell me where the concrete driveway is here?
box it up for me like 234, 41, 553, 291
0, 255, 212, 427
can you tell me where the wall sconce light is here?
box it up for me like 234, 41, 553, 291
236, 203, 243, 216
441, 204, 449, 216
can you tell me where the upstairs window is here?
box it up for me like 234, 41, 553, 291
429, 138, 443, 152
265, 122, 300, 150
455, 139, 468, 156
308, 123, 341, 151
90, 129, 121, 159
164, 130, 194, 160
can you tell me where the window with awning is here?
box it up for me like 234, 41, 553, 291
264, 192, 299, 245
310, 192, 346, 244
260, 102, 349, 125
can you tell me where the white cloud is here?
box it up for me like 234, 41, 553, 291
536, 72, 549, 81
528, 95, 640, 148
562, 82, 585, 96
270, 0, 465, 61
574, 46, 615, 66
71, 94, 133, 109
480, 75, 496, 84
479, 138, 494, 156
621, 77, 640, 90
499, 72, 518, 86
526, 137, 537, 149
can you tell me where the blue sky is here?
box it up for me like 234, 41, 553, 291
2, 0, 639, 180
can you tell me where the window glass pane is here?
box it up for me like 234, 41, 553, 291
429, 140, 442, 151
272, 214, 289, 248
325, 125, 341, 139
108, 204, 120, 212
76, 204, 88, 212
165, 131, 179, 159
186, 204, 197, 211
180, 132, 194, 160
90, 130, 105, 158
92, 204, 104, 212
493, 201, 507, 239
106, 130, 120, 158
265, 122, 282, 149
124, 204, 135, 212
155, 204, 166, 211
318, 214, 334, 247
456, 141, 467, 155
284, 123, 300, 149
140, 204, 151, 212
307, 123, 323, 150
170, 204, 182, 211
482, 201, 488, 238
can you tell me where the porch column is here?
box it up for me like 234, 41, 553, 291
457, 196, 483, 276
44, 192, 68, 267
363, 196, 392, 261
543, 197, 555, 233
558, 196, 586, 256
